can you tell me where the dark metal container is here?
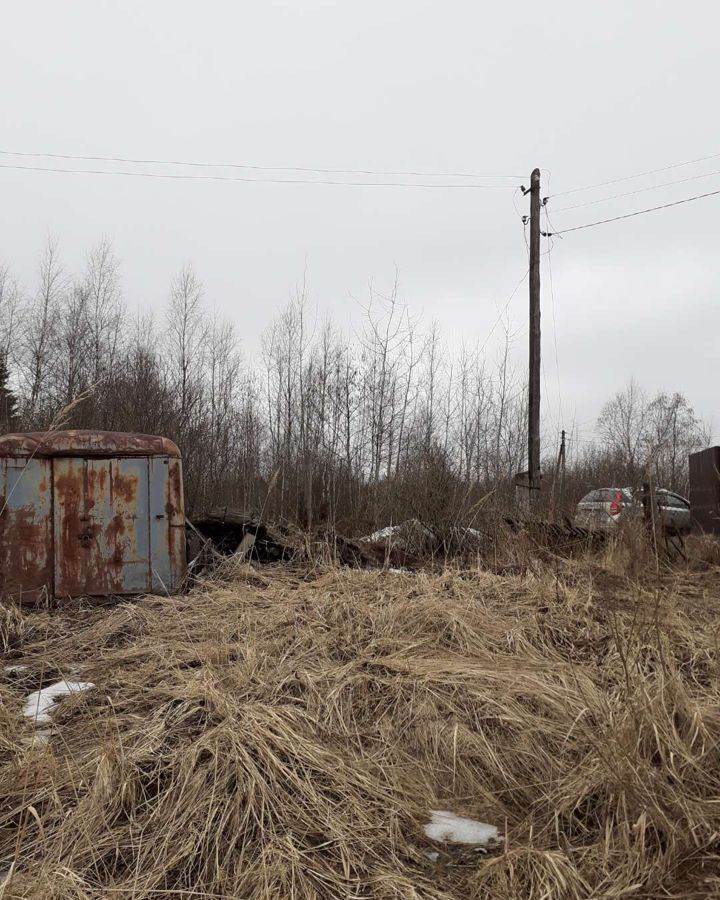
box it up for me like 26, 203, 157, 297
689, 446, 720, 535
0, 430, 186, 602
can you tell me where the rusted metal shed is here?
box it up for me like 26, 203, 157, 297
0, 430, 186, 602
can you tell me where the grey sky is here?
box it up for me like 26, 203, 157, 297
1, 0, 718, 449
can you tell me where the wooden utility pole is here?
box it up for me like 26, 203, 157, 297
557, 429, 566, 516
514, 168, 543, 515
528, 167, 542, 502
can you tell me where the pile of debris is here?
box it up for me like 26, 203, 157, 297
187, 511, 604, 575
188, 508, 295, 571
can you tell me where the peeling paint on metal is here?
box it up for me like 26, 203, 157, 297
0, 458, 53, 602
149, 456, 186, 594
0, 430, 181, 460
0, 431, 186, 602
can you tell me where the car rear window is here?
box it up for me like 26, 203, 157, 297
659, 493, 689, 509
580, 488, 629, 504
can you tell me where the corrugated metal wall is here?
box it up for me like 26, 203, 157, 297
0, 453, 185, 601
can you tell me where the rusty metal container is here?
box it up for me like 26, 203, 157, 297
689, 446, 720, 535
0, 430, 186, 602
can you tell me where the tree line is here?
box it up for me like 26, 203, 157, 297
0, 237, 710, 532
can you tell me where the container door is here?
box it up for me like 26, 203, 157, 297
54, 457, 151, 597
0, 458, 53, 602
149, 456, 186, 594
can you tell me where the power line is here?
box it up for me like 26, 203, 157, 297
549, 150, 720, 198
0, 162, 519, 189
550, 167, 720, 213
545, 187, 720, 235
544, 208, 564, 429
512, 186, 530, 254
477, 267, 529, 355
541, 358, 557, 439
0, 149, 522, 181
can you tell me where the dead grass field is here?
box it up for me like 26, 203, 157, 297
1, 541, 720, 899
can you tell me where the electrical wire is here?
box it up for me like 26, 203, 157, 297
512, 186, 530, 254
545, 187, 720, 235
549, 150, 720, 198
544, 207, 564, 430
541, 358, 557, 440
540, 169, 562, 443
0, 162, 520, 189
477, 268, 530, 355
550, 166, 720, 213
0, 149, 522, 181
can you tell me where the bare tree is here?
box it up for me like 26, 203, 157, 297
84, 238, 123, 381
167, 264, 206, 429
21, 236, 66, 423
643, 391, 710, 492
203, 315, 242, 508
0, 264, 21, 364
52, 284, 90, 411
597, 379, 648, 484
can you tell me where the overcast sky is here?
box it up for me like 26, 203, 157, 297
1, 1, 718, 450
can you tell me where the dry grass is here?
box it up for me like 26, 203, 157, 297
1, 549, 720, 898
0, 603, 27, 655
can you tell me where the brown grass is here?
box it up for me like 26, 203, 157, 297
1, 548, 720, 898
0, 603, 27, 655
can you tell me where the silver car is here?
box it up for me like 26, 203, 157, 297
574, 487, 634, 532
653, 489, 692, 534
574, 487, 691, 534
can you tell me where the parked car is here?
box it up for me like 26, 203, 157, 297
574, 487, 691, 534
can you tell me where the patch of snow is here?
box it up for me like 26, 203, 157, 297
425, 851, 440, 862
424, 810, 499, 845
360, 519, 435, 549
4, 664, 28, 674
22, 680, 95, 724
360, 525, 399, 543
387, 567, 409, 575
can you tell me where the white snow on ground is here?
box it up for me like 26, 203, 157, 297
22, 680, 95, 724
424, 810, 499, 845
360, 525, 399, 543
3, 665, 28, 674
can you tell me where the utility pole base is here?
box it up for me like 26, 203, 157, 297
514, 471, 541, 517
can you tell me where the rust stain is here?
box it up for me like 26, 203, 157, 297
105, 513, 126, 541
165, 459, 186, 586
0, 460, 53, 604
113, 471, 138, 505
56, 462, 84, 596
0, 430, 181, 460
165, 460, 183, 521
0, 433, 185, 602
